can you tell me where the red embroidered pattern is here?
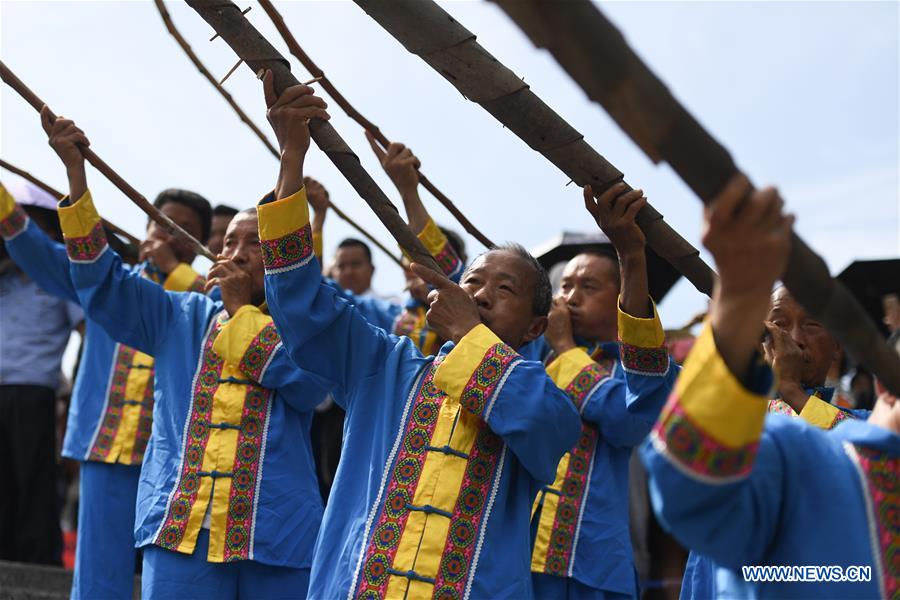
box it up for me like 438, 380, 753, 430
356, 362, 444, 599
130, 366, 156, 464
541, 423, 598, 577
0, 205, 28, 239
829, 409, 851, 429
88, 345, 135, 461
767, 398, 796, 417
433, 243, 463, 280
459, 343, 518, 418
187, 274, 206, 294
155, 317, 226, 551
65, 222, 108, 262
261, 224, 314, 271
620, 343, 668, 374
238, 322, 281, 382
855, 446, 900, 598
653, 397, 758, 480
432, 425, 504, 600
222, 384, 273, 561
565, 360, 613, 412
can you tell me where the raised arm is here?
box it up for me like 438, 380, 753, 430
42, 109, 188, 355
366, 132, 464, 281
641, 174, 798, 565
259, 72, 401, 401
0, 182, 79, 302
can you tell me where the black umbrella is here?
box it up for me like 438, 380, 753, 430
836, 259, 900, 337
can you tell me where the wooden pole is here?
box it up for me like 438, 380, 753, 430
0, 60, 216, 261
153, 0, 404, 268
492, 0, 900, 395
352, 0, 717, 297
184, 0, 440, 273
0, 158, 141, 246
257, 0, 495, 249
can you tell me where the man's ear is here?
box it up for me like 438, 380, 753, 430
522, 315, 548, 345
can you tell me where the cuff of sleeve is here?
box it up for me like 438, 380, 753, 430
618, 299, 665, 347
650, 321, 770, 482
417, 218, 447, 254
434, 323, 521, 419
546, 348, 594, 389
212, 305, 281, 381
799, 396, 850, 430
418, 217, 463, 280
59, 190, 108, 263
0, 184, 29, 240
0, 183, 16, 220
164, 263, 205, 293
313, 230, 323, 261
546, 348, 611, 412
258, 187, 315, 272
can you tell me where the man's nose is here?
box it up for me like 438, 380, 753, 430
472, 286, 493, 309
790, 324, 807, 350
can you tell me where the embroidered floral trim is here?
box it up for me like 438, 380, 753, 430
540, 423, 598, 577
261, 224, 314, 272
188, 274, 206, 294
356, 362, 445, 598
238, 322, 281, 382
433, 243, 463, 281
459, 343, 518, 418
222, 385, 273, 561
767, 398, 797, 417
130, 367, 155, 464
0, 205, 28, 239
155, 318, 226, 551
65, 221, 108, 262
88, 345, 134, 461
620, 343, 669, 375
565, 360, 613, 412
432, 425, 504, 599
854, 445, 899, 599
652, 397, 758, 481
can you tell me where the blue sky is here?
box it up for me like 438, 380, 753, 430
2, 0, 898, 339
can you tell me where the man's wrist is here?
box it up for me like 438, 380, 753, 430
616, 247, 646, 263
551, 338, 577, 354
779, 381, 809, 413
452, 319, 481, 344
279, 149, 305, 169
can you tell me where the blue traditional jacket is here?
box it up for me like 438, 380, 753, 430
0, 184, 204, 464
58, 190, 329, 567
259, 187, 582, 599
682, 387, 873, 599
642, 323, 898, 599
528, 305, 676, 596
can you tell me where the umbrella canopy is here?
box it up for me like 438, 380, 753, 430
837, 259, 900, 337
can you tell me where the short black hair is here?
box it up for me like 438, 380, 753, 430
213, 204, 239, 218
337, 238, 373, 265
439, 226, 468, 264
152, 189, 213, 243
467, 243, 552, 317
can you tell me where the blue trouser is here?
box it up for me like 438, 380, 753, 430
71, 460, 141, 599
532, 572, 635, 600
142, 528, 311, 599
